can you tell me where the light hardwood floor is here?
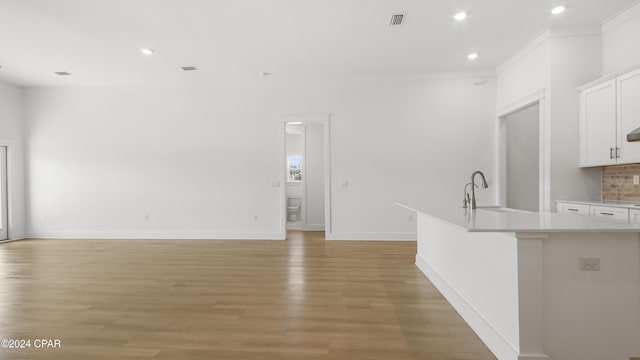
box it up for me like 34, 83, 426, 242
0, 232, 496, 359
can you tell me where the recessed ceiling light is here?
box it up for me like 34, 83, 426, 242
181, 66, 198, 71
551, 6, 566, 15
54, 71, 72, 76
140, 48, 154, 55
467, 53, 478, 60
454, 12, 467, 21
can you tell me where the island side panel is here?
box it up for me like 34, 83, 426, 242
415, 212, 522, 360
542, 232, 640, 360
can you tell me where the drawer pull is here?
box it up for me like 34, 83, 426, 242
567, 209, 579, 212
599, 212, 615, 216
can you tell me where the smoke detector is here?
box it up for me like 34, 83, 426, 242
390, 13, 406, 26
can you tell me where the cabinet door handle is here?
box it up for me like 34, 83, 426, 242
616, 147, 620, 158
610, 147, 615, 159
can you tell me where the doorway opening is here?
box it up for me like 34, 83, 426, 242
0, 146, 8, 241
280, 115, 331, 239
496, 90, 549, 212
505, 104, 540, 212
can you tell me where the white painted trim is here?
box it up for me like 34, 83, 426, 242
497, 27, 599, 76
497, 30, 550, 75
27, 231, 284, 240
328, 232, 416, 241
540, 98, 551, 212
416, 254, 523, 360
495, 90, 550, 211
300, 125, 307, 228
280, 114, 332, 240
602, 0, 640, 33
0, 137, 23, 241
548, 26, 601, 38
496, 90, 546, 118
577, 63, 640, 92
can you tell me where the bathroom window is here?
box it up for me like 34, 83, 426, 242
288, 156, 302, 182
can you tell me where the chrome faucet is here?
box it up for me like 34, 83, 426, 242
470, 171, 489, 210
462, 182, 478, 209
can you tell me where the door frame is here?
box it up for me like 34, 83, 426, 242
0, 139, 15, 241
279, 114, 332, 240
495, 89, 550, 212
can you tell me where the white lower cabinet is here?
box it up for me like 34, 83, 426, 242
557, 202, 590, 215
557, 201, 632, 223
590, 206, 630, 222
630, 209, 640, 223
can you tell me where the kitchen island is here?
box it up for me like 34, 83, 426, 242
397, 203, 640, 360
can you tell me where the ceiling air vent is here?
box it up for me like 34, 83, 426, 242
54, 71, 72, 76
181, 66, 198, 71
390, 13, 405, 26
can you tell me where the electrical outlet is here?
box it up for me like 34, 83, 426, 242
634, 175, 639, 186
579, 257, 600, 271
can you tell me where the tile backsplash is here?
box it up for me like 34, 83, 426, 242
602, 164, 640, 202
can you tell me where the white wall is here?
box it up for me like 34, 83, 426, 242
506, 104, 539, 212
496, 29, 602, 209
496, 31, 550, 111
0, 81, 26, 240
24, 74, 496, 240
602, 2, 640, 75
303, 123, 324, 230
416, 213, 521, 358
549, 34, 603, 203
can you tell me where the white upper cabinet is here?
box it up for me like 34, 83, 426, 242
580, 65, 640, 167
580, 79, 617, 167
617, 68, 640, 164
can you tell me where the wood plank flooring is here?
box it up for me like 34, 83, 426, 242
0, 231, 496, 359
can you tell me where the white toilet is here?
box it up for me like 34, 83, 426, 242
287, 197, 302, 222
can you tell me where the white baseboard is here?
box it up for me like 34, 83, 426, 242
9, 232, 26, 241
0, 238, 23, 244
26, 231, 285, 240
415, 254, 547, 360
25, 231, 417, 242
327, 232, 416, 241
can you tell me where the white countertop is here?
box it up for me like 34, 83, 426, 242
556, 199, 640, 210
397, 202, 640, 233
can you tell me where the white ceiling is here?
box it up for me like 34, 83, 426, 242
0, 0, 636, 87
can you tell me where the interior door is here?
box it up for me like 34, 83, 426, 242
0, 146, 8, 240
